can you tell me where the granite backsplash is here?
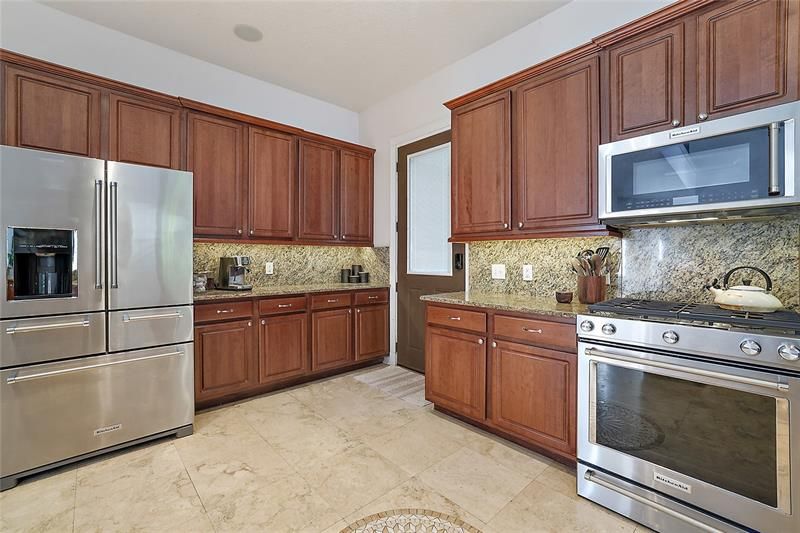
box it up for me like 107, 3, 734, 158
194, 243, 390, 287
467, 214, 800, 309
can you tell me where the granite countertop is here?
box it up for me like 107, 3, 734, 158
419, 291, 589, 318
194, 283, 390, 302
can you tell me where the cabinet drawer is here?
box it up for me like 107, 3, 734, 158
493, 315, 576, 351
354, 289, 389, 305
426, 305, 486, 333
195, 301, 252, 323
259, 296, 306, 315
310, 292, 352, 310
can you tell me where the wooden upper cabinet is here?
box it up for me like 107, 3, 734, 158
608, 21, 685, 140
299, 139, 339, 241
248, 127, 296, 239
339, 150, 373, 244
187, 112, 245, 237
425, 326, 486, 420
2, 65, 101, 158
258, 312, 308, 384
694, 0, 799, 122
451, 91, 512, 237
108, 92, 181, 169
513, 56, 599, 230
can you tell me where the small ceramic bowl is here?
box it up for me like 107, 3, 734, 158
555, 291, 573, 304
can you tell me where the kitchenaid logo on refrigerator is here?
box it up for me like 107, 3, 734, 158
93, 424, 122, 437
654, 472, 692, 493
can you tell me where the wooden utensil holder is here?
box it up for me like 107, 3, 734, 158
577, 275, 606, 304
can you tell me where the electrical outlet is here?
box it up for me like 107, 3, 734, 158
522, 264, 533, 281
265, 262, 274, 275
491, 264, 506, 280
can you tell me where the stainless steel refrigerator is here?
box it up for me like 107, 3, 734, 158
0, 146, 194, 490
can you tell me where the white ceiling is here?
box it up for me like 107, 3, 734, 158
42, 1, 569, 111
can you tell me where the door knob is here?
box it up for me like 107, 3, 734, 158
698, 113, 708, 121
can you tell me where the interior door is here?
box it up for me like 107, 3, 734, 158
397, 131, 464, 372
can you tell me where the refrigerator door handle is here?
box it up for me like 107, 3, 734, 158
94, 179, 103, 289
122, 311, 183, 323
110, 181, 119, 289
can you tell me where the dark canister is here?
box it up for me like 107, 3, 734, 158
351, 264, 363, 275
359, 272, 370, 283
340, 268, 351, 283
348, 275, 360, 283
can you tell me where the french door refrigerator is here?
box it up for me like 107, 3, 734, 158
0, 146, 194, 490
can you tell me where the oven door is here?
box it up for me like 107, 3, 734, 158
578, 342, 798, 533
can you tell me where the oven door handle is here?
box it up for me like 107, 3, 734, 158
583, 470, 724, 533
584, 346, 788, 392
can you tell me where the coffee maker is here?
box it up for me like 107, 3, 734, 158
217, 256, 253, 291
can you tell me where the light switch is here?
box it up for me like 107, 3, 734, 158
491, 264, 506, 280
265, 262, 274, 275
522, 264, 533, 281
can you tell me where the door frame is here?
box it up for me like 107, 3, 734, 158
387, 118, 452, 366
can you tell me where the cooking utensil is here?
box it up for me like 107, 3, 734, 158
590, 254, 604, 276
571, 258, 587, 276
579, 256, 593, 276
595, 246, 610, 260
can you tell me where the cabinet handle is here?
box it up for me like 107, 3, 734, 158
522, 327, 543, 334
492, 341, 497, 348
478, 338, 484, 345
367, 296, 379, 300
327, 299, 338, 303
216, 309, 234, 314
277, 304, 292, 308
448, 316, 461, 321
671, 119, 681, 127
517, 222, 524, 229
698, 113, 708, 121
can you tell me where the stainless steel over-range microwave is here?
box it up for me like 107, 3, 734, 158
598, 102, 800, 226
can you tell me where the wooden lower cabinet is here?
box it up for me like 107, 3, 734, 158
258, 313, 308, 384
311, 308, 353, 371
194, 318, 257, 402
354, 304, 389, 360
425, 326, 487, 421
490, 340, 576, 456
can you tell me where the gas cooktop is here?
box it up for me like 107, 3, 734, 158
589, 298, 800, 334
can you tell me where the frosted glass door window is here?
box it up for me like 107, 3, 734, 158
407, 144, 452, 276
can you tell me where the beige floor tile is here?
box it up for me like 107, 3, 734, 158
297, 444, 411, 516
320, 519, 349, 533
0, 469, 76, 533
418, 446, 532, 524
534, 462, 578, 498
74, 443, 205, 532
365, 413, 465, 475
463, 434, 551, 481
488, 480, 637, 533
176, 513, 216, 532
341, 477, 486, 531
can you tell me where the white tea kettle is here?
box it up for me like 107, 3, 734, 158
706, 266, 784, 313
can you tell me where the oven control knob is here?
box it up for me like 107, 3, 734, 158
579, 320, 594, 332
601, 323, 616, 335
778, 344, 800, 362
740, 339, 762, 356
662, 330, 679, 344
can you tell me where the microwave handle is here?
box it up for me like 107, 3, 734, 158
769, 122, 781, 196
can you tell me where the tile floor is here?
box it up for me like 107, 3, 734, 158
0, 365, 648, 532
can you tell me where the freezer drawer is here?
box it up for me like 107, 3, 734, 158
108, 306, 193, 352
0, 312, 106, 368
0, 343, 193, 479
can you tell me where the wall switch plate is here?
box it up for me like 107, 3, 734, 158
265, 262, 274, 275
491, 264, 506, 280
522, 264, 534, 281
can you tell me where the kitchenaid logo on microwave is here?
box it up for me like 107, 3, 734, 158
669, 126, 701, 139
654, 472, 692, 494
93, 424, 122, 437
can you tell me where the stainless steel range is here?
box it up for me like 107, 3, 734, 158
576, 298, 800, 533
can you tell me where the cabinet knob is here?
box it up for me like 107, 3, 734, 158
356, 309, 360, 313
698, 113, 708, 121
503, 223, 509, 229
247, 321, 252, 327
237, 229, 243, 234
478, 338, 484, 345
671, 119, 681, 127
342, 235, 346, 240
348, 309, 352, 314
517, 222, 524, 229
249, 230, 254, 235
492, 341, 497, 348
261, 319, 265, 325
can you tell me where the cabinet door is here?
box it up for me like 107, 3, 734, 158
299, 139, 338, 242
194, 319, 256, 402
339, 150, 373, 243
354, 304, 388, 360
490, 340, 576, 456
311, 308, 352, 371
424, 326, 486, 420
451, 91, 511, 236
108, 93, 181, 169
258, 313, 308, 384
514, 56, 599, 231
609, 21, 685, 140
695, 0, 798, 122
187, 112, 246, 237
248, 127, 296, 239
2, 65, 101, 158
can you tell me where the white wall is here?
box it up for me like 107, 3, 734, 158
0, 0, 359, 142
